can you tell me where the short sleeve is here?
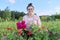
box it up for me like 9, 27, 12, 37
23, 15, 28, 24
23, 15, 27, 21
36, 15, 41, 27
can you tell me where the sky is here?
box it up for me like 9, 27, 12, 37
0, 0, 60, 16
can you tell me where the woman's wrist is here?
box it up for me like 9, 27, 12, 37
39, 26, 41, 29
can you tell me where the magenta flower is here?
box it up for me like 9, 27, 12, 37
21, 20, 25, 24
16, 21, 22, 29
22, 24, 26, 29
16, 20, 26, 30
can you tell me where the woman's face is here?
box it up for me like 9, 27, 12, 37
27, 6, 34, 15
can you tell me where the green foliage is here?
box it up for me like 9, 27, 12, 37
53, 14, 60, 19
4, 7, 11, 21
40, 15, 56, 22
18, 17, 23, 21
0, 21, 60, 40
0, 7, 26, 21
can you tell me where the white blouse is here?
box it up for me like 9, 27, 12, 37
23, 15, 41, 31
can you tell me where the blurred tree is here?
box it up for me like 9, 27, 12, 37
4, 7, 11, 21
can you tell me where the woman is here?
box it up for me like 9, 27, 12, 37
23, 3, 41, 30
23, 3, 41, 40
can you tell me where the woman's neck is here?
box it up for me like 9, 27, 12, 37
27, 13, 34, 18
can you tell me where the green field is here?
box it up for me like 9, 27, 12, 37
0, 21, 60, 40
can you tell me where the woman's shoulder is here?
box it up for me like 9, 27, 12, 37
33, 15, 40, 20
23, 15, 27, 17
34, 15, 39, 18
23, 15, 28, 19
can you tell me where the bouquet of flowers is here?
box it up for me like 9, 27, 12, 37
16, 20, 38, 40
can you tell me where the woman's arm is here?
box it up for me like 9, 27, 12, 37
37, 16, 41, 29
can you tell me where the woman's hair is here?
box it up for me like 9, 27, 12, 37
27, 3, 34, 9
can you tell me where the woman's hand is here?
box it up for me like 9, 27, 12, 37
38, 26, 42, 30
